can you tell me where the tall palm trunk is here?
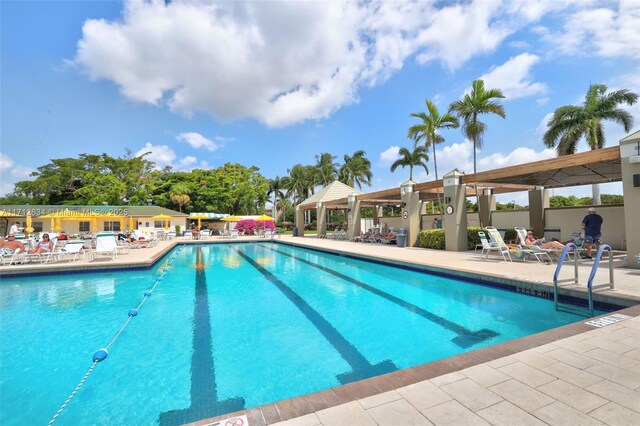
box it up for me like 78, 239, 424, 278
433, 142, 444, 217
592, 184, 601, 205
473, 137, 483, 228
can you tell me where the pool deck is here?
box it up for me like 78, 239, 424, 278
2, 236, 639, 425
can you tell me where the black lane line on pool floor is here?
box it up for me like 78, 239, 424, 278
260, 244, 499, 349
230, 246, 397, 384
159, 247, 245, 426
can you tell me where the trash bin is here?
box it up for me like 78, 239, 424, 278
397, 228, 407, 248
292, 227, 298, 237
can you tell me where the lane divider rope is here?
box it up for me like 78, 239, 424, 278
48, 248, 181, 425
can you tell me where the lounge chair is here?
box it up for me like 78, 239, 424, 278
91, 233, 117, 261
59, 240, 85, 262
514, 227, 556, 263
483, 227, 513, 262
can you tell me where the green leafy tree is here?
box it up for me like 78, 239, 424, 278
408, 99, 459, 212
390, 144, 430, 181
543, 84, 638, 204
450, 79, 506, 225
267, 176, 287, 223
339, 150, 372, 189
169, 182, 191, 212
315, 153, 339, 187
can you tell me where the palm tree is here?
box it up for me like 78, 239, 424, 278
267, 176, 286, 223
390, 144, 430, 181
408, 99, 459, 212
339, 150, 373, 189
315, 153, 339, 187
450, 79, 506, 225
169, 183, 191, 212
543, 83, 638, 204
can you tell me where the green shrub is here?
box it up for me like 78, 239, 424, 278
504, 228, 518, 244
175, 224, 181, 234
467, 227, 483, 250
417, 229, 445, 250
418, 226, 485, 250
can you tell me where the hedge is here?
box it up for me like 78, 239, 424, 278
417, 226, 485, 250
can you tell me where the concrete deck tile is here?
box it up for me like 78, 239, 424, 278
583, 347, 640, 371
429, 371, 465, 387
533, 401, 605, 426
544, 361, 605, 388
619, 335, 640, 348
460, 363, 511, 387
586, 380, 640, 413
358, 390, 402, 410
580, 336, 636, 355
544, 347, 600, 369
513, 350, 559, 369
488, 379, 555, 412
315, 401, 376, 426
589, 402, 640, 425
396, 380, 453, 413
498, 361, 556, 388
440, 378, 503, 411
476, 400, 547, 426
554, 338, 599, 354
622, 348, 640, 361
422, 400, 490, 426
537, 379, 608, 413
585, 363, 640, 390
486, 354, 518, 369
270, 413, 321, 426
530, 343, 560, 354
366, 398, 433, 425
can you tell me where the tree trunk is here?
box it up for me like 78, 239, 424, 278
592, 183, 601, 205
474, 139, 483, 228
433, 142, 444, 218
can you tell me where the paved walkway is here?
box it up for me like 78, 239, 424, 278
269, 311, 640, 426
2, 236, 639, 425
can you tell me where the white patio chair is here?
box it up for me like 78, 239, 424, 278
483, 227, 513, 262
59, 240, 85, 262
91, 233, 117, 261
514, 227, 556, 263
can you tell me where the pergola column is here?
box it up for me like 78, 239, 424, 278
295, 206, 305, 238
478, 188, 496, 226
443, 170, 468, 251
401, 181, 421, 247
316, 202, 327, 238
373, 205, 382, 225
347, 195, 361, 239
620, 132, 640, 268
528, 187, 549, 238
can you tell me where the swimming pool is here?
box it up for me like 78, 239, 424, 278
0, 242, 601, 425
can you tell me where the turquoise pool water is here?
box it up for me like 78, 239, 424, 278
0, 242, 594, 425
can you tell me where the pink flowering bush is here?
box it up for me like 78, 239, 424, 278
235, 219, 275, 235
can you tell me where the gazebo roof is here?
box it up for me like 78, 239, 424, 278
298, 181, 362, 209
189, 212, 230, 219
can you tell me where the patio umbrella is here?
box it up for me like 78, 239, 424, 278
55, 217, 62, 232
50, 218, 55, 232
255, 214, 275, 230
221, 215, 243, 230
151, 214, 172, 230
26, 212, 32, 229
190, 214, 209, 228
129, 216, 135, 230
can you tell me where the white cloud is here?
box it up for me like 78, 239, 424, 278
0, 153, 15, 172
177, 132, 220, 152
434, 141, 556, 178
546, 0, 640, 59
378, 146, 400, 166
536, 112, 554, 139
178, 156, 197, 166
11, 165, 33, 179
0, 154, 34, 196
74, 0, 590, 128
479, 53, 547, 100
134, 142, 176, 168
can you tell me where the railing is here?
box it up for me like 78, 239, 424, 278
553, 243, 615, 317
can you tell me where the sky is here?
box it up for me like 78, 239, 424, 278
1, 0, 639, 206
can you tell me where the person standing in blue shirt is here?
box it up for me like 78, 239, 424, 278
581, 207, 603, 259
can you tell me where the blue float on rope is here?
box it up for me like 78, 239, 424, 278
144, 291, 152, 297
93, 348, 108, 362
128, 309, 138, 317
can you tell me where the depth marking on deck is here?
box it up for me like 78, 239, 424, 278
586, 313, 632, 328
230, 246, 397, 383
260, 244, 500, 348
159, 247, 245, 425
